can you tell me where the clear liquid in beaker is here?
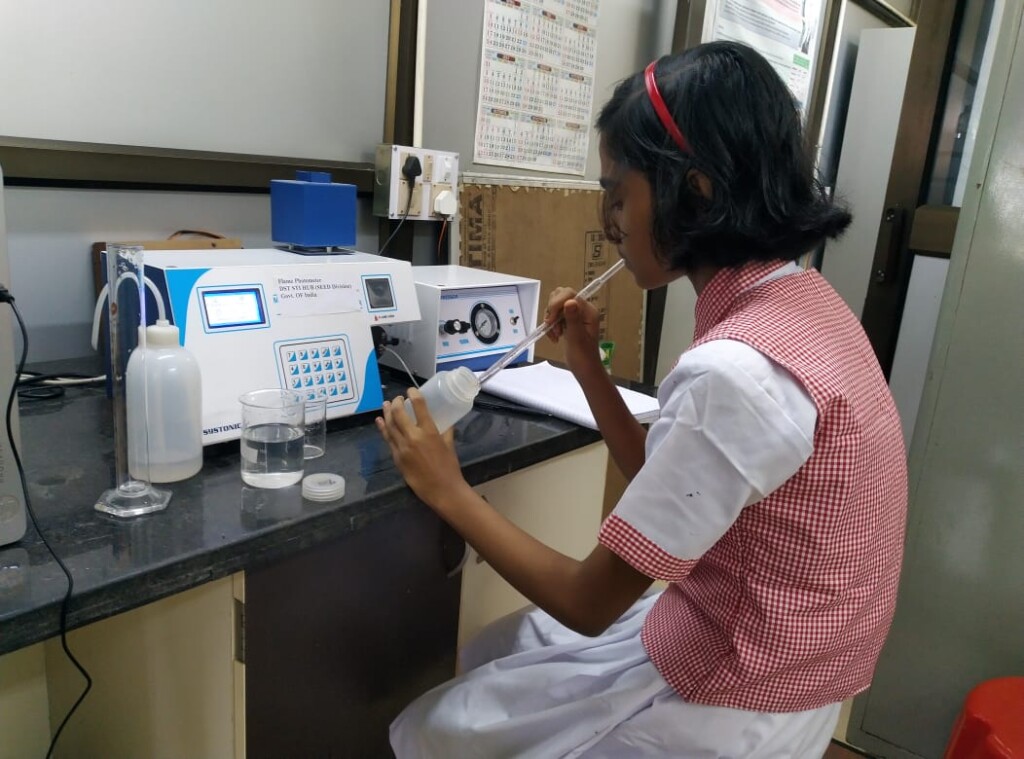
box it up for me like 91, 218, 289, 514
241, 423, 304, 488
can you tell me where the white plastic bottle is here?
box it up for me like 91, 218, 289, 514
405, 367, 480, 434
126, 320, 203, 483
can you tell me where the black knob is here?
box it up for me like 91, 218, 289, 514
441, 319, 469, 335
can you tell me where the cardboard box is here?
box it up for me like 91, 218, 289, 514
91, 236, 243, 297
459, 182, 644, 381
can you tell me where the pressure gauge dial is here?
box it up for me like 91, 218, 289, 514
471, 303, 501, 344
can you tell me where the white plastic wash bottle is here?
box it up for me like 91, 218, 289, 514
126, 320, 203, 482
405, 367, 480, 434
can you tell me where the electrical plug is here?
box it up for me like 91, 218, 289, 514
401, 156, 423, 183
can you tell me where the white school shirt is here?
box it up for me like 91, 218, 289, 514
608, 261, 817, 569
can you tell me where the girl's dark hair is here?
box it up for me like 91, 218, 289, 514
596, 41, 851, 270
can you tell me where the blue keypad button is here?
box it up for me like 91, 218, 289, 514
278, 339, 353, 400
459, 338, 470, 345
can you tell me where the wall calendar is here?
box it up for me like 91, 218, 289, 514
473, 0, 600, 175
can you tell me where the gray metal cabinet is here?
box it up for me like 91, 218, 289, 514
849, 4, 1024, 757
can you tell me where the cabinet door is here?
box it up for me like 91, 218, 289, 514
43, 577, 238, 759
458, 443, 608, 648
0, 643, 50, 759
244, 506, 463, 759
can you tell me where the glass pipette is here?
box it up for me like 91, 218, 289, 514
478, 258, 627, 385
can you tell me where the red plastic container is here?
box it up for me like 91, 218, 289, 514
944, 677, 1024, 759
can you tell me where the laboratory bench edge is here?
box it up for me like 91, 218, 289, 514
0, 358, 606, 657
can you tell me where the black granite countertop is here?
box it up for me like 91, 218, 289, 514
0, 364, 602, 656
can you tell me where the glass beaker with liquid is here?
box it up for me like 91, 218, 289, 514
239, 389, 305, 488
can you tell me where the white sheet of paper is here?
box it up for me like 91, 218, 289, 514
477, 361, 659, 429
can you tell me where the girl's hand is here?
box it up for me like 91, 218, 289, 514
544, 287, 603, 377
376, 388, 468, 509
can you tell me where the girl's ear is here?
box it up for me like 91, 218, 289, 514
687, 169, 713, 200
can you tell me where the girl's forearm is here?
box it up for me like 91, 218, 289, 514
436, 483, 644, 636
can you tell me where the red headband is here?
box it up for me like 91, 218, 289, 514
644, 61, 692, 155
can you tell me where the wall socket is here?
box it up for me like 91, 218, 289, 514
373, 144, 460, 220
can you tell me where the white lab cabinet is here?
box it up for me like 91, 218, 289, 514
0, 443, 608, 759
459, 443, 608, 648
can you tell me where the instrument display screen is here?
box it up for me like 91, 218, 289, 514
201, 287, 266, 329
363, 277, 396, 310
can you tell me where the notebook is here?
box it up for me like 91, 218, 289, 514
476, 361, 660, 430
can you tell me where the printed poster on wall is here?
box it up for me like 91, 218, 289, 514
702, 0, 824, 115
473, 0, 600, 176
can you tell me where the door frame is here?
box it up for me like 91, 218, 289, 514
857, 0, 962, 375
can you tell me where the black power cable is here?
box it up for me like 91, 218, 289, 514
378, 155, 423, 257
0, 285, 92, 758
